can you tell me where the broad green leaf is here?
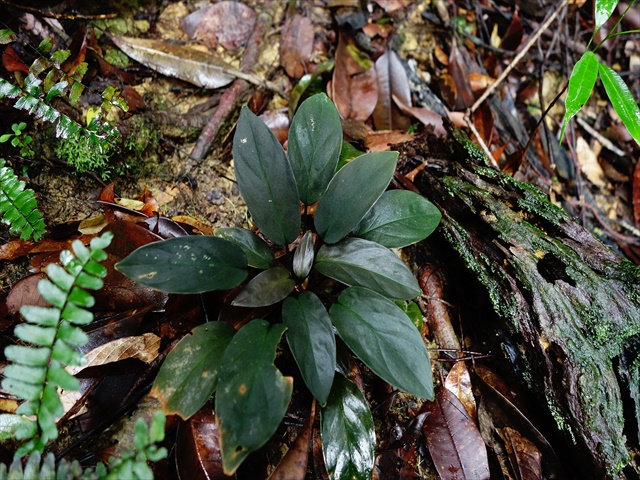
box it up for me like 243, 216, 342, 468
293, 230, 314, 279
231, 266, 295, 307
288, 93, 342, 203
315, 151, 397, 244
216, 320, 293, 475
321, 375, 375, 480
215, 227, 275, 269
599, 62, 640, 147
595, 0, 619, 32
315, 238, 421, 300
233, 107, 300, 245
116, 236, 248, 293
330, 287, 434, 399
560, 51, 598, 141
283, 292, 336, 405
151, 322, 235, 419
337, 141, 364, 171
354, 190, 441, 248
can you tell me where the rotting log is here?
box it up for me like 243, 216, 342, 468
396, 126, 640, 478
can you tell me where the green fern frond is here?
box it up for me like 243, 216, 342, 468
1, 232, 113, 456
0, 158, 45, 241
0, 412, 167, 480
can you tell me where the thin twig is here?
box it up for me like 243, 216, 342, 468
469, 0, 569, 114
0, 0, 117, 19
576, 116, 626, 157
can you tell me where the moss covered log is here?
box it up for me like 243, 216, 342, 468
397, 127, 640, 478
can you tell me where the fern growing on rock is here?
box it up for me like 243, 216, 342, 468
0, 158, 45, 240
0, 232, 113, 456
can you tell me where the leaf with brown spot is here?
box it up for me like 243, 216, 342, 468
331, 31, 378, 122
422, 387, 490, 480
280, 13, 314, 79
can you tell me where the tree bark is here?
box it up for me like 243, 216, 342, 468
397, 126, 640, 478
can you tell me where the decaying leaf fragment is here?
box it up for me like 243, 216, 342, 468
109, 35, 235, 89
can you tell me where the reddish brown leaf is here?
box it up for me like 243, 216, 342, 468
633, 157, 640, 228
449, 45, 475, 110
122, 86, 145, 113
366, 130, 413, 152
372, 49, 411, 130
280, 14, 314, 79
2, 45, 29, 73
331, 31, 378, 122
192, 1, 257, 50
61, 25, 88, 74
422, 387, 490, 480
372, 0, 408, 12
419, 264, 460, 351
502, 427, 542, 480
444, 361, 477, 421
393, 94, 445, 135
473, 105, 494, 145
499, 10, 524, 51
268, 400, 316, 480
259, 108, 290, 145
0, 235, 95, 262
176, 403, 232, 479
6, 273, 48, 315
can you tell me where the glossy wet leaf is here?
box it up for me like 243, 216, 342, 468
215, 227, 275, 269
293, 230, 315, 279
151, 322, 235, 420
321, 375, 375, 480
354, 190, 441, 248
315, 151, 397, 244
315, 237, 421, 300
231, 266, 295, 307
233, 107, 300, 245
599, 62, 640, 147
116, 236, 248, 293
595, 0, 619, 32
423, 387, 490, 480
283, 292, 336, 405
216, 320, 292, 475
288, 93, 342, 204
330, 287, 433, 399
560, 52, 598, 141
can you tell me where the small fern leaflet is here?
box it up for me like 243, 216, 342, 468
1, 232, 113, 456
0, 158, 46, 241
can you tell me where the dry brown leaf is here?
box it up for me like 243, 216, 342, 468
372, 49, 412, 130
393, 93, 446, 135
280, 13, 314, 79
192, 1, 256, 50
366, 130, 413, 152
444, 361, 477, 421
502, 427, 543, 480
331, 31, 378, 122
68, 333, 160, 375
576, 137, 606, 187
109, 35, 236, 89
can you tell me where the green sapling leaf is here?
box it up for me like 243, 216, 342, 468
560, 51, 598, 141
215, 227, 276, 269
599, 61, 640, 147
293, 230, 315, 279
231, 266, 295, 307
595, 0, 619, 32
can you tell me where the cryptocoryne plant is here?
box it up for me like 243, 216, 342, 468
560, 0, 640, 146
116, 93, 441, 478
0, 158, 45, 240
